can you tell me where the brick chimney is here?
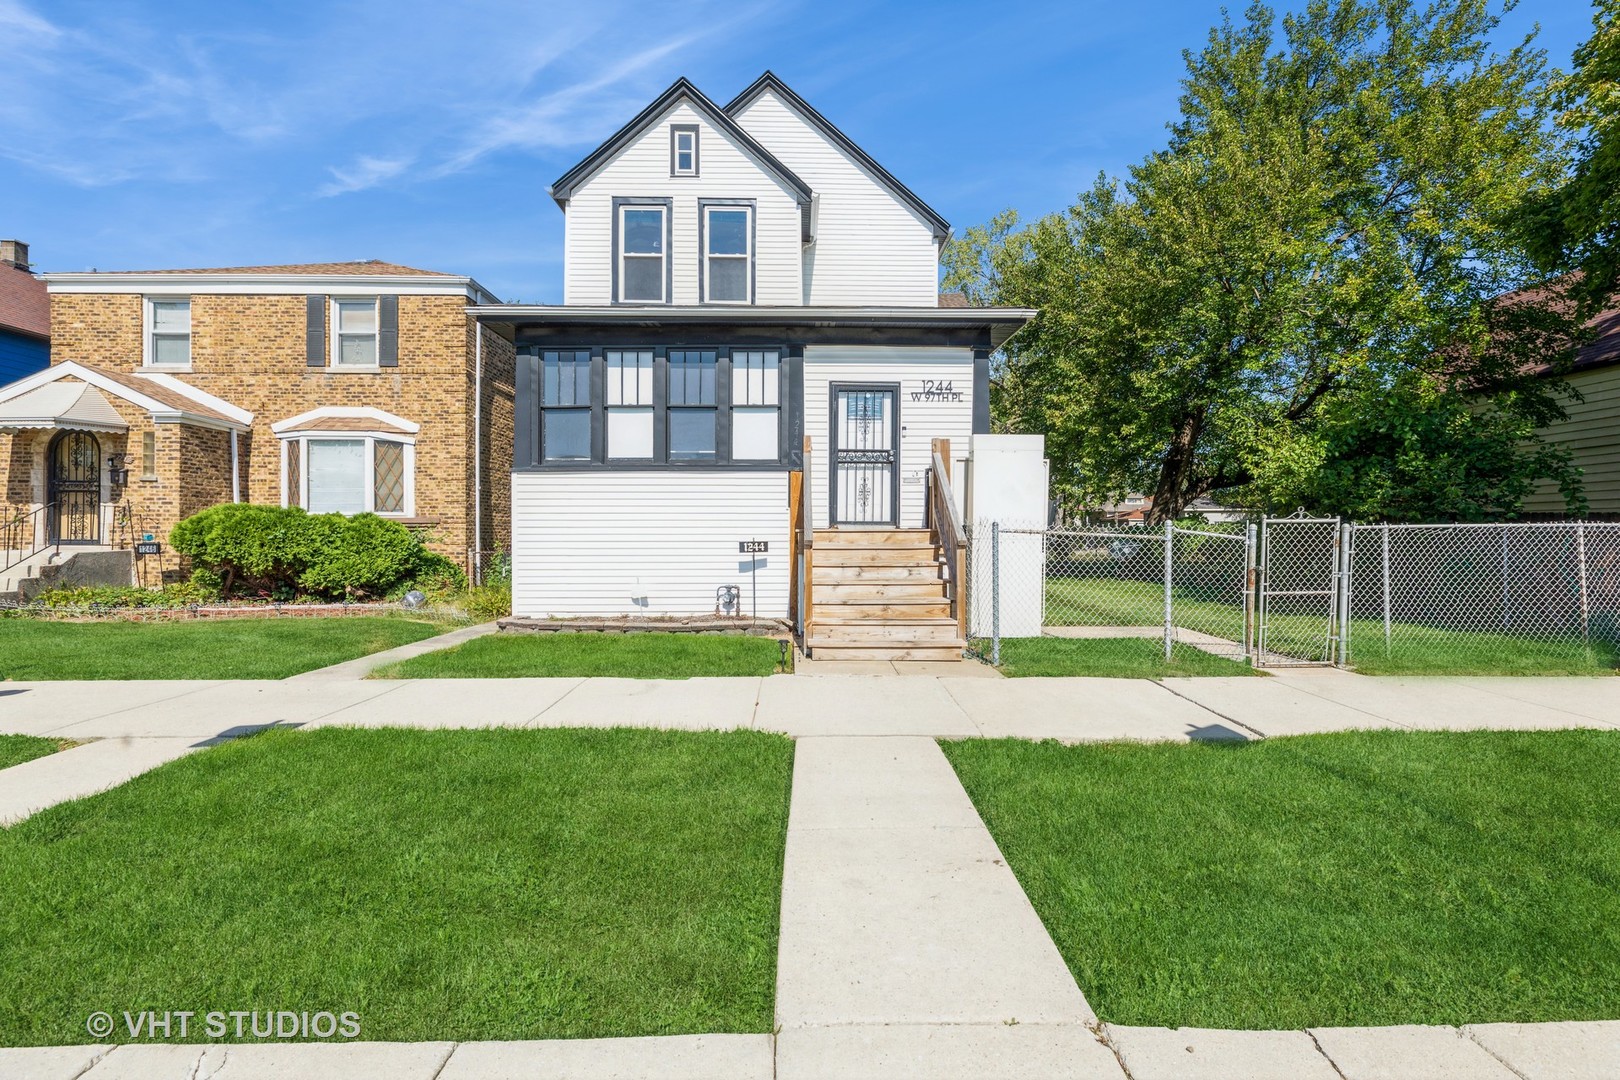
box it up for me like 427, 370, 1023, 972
0, 240, 30, 270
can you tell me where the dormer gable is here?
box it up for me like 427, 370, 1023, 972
549, 77, 813, 242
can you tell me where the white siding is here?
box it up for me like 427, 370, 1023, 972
1524, 364, 1620, 516
731, 89, 942, 306
512, 471, 790, 617
563, 101, 803, 306
804, 345, 975, 529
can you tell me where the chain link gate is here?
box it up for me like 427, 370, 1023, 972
1255, 512, 1344, 666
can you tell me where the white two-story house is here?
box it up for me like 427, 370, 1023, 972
476, 73, 1033, 658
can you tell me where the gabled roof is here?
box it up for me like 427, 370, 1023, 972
0, 361, 252, 431
725, 71, 952, 242
548, 77, 814, 212
0, 262, 49, 339
0, 382, 125, 432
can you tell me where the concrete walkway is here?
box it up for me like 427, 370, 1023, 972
284, 620, 500, 681
774, 735, 1113, 1078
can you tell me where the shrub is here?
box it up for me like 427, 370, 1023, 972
36, 582, 218, 610
171, 504, 454, 601
461, 583, 512, 622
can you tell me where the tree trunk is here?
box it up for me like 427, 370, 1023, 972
1147, 408, 1205, 523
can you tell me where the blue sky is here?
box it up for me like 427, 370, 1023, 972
0, 0, 1596, 302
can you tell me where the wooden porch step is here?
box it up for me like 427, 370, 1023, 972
812, 603, 953, 621
814, 582, 947, 601
814, 564, 944, 583
808, 621, 962, 643
814, 547, 941, 566
808, 643, 968, 662
814, 529, 932, 547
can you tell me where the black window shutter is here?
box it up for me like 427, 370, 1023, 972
378, 295, 399, 368
305, 296, 326, 367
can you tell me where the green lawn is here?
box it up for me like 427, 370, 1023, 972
985, 637, 1258, 678
0, 617, 446, 680
1046, 577, 1619, 675
374, 631, 788, 679
944, 730, 1620, 1029
0, 727, 794, 1045
0, 734, 73, 770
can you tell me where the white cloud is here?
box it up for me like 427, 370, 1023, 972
318, 155, 416, 197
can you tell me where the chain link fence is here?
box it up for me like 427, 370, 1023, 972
972, 517, 1620, 674
1344, 522, 1620, 673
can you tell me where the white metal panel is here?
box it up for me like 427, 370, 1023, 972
511, 471, 791, 617
731, 89, 941, 306
965, 434, 1050, 638
563, 100, 804, 306
804, 345, 975, 529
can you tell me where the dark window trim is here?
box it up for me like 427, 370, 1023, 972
697, 198, 757, 306
610, 196, 674, 306
515, 343, 797, 472
827, 381, 902, 527
538, 348, 594, 463
670, 123, 699, 177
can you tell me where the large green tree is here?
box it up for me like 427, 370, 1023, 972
1524, 0, 1620, 312
947, 0, 1585, 522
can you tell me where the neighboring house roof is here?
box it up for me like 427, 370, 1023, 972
0, 361, 252, 431
938, 292, 970, 308
725, 71, 953, 243
0, 382, 125, 432
549, 77, 814, 218
0, 262, 49, 340
123, 260, 451, 276
1569, 300, 1620, 374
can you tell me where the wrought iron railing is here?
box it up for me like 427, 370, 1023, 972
1, 503, 58, 580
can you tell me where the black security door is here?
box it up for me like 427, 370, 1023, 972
829, 384, 899, 525
47, 430, 102, 544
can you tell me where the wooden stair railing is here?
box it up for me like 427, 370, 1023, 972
791, 435, 814, 651
927, 438, 969, 644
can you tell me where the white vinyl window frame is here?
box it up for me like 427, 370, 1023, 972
329, 296, 381, 369
615, 201, 669, 305
142, 296, 193, 369
279, 431, 416, 516
701, 203, 753, 305
670, 124, 699, 176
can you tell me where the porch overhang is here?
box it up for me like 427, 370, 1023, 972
469, 304, 1038, 351
0, 383, 128, 434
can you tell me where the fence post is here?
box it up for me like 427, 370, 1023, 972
1337, 523, 1352, 667
1244, 521, 1258, 663
991, 521, 1001, 666
1577, 521, 1591, 647
1381, 523, 1391, 656
1163, 520, 1174, 661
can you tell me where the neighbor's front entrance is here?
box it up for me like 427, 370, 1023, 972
830, 384, 899, 526
47, 429, 102, 545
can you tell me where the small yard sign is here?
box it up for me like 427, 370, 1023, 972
738, 540, 769, 553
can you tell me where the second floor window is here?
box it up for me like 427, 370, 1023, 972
618, 204, 668, 304
704, 205, 752, 303
333, 298, 379, 366
147, 298, 191, 367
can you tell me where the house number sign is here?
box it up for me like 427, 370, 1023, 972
738, 540, 769, 553
134, 542, 162, 556
910, 379, 964, 402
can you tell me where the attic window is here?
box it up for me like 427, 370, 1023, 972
671, 125, 698, 177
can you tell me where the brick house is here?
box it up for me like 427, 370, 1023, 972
0, 262, 513, 587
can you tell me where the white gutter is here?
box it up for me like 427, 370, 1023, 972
230, 430, 240, 502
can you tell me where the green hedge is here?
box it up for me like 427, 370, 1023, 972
170, 504, 464, 601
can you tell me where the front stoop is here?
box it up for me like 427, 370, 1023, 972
807, 529, 967, 662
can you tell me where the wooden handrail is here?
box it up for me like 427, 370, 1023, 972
797, 436, 814, 648
928, 439, 969, 642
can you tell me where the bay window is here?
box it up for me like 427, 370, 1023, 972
282, 435, 414, 515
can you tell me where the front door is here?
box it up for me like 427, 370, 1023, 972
47, 430, 102, 545
830, 384, 899, 525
